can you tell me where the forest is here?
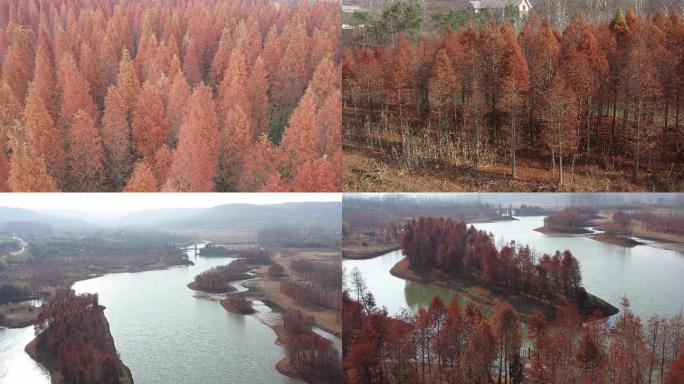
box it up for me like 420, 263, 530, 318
0, 0, 340, 192
542, 206, 599, 233
401, 217, 588, 305
342, 281, 684, 384
343, 6, 684, 191
30, 289, 132, 384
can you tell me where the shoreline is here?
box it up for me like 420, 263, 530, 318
0, 257, 194, 329
389, 257, 618, 321
342, 244, 401, 260
589, 233, 646, 247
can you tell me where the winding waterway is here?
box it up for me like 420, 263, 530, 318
344, 216, 684, 322
0, 243, 301, 384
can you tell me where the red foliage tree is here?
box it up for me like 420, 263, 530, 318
123, 161, 158, 192
102, 86, 132, 189
132, 81, 168, 159
164, 85, 219, 191
67, 110, 105, 191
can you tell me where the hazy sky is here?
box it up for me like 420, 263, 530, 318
0, 193, 341, 212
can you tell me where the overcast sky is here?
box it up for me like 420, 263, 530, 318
0, 193, 341, 212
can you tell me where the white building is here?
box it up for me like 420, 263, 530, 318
469, 0, 532, 16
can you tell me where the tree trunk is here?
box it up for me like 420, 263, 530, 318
559, 130, 564, 191
511, 111, 517, 179
634, 99, 642, 180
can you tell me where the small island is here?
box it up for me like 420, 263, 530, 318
25, 289, 133, 384
186, 259, 250, 293
535, 207, 599, 235
396, 217, 618, 320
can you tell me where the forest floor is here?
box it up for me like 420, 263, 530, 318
344, 144, 673, 192
390, 257, 618, 321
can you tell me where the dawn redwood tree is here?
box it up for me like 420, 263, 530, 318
428, 47, 459, 131
2, 27, 34, 103
493, 299, 522, 384
609, 297, 647, 383
0, 150, 8, 191
24, 84, 66, 184
57, 54, 97, 130
32, 30, 57, 120
248, 56, 270, 137
520, 14, 561, 144
164, 85, 219, 191
498, 24, 530, 180
123, 161, 158, 192
237, 134, 277, 191
217, 104, 253, 191
666, 344, 684, 384
385, 35, 415, 128
218, 47, 250, 123
279, 91, 318, 180
165, 59, 191, 142
68, 110, 105, 191
101, 85, 132, 190
273, 22, 309, 119
8, 122, 58, 192
116, 48, 140, 116
624, 34, 660, 180
132, 81, 168, 159
0, 81, 23, 151
291, 157, 338, 192
316, 89, 343, 159
540, 74, 579, 189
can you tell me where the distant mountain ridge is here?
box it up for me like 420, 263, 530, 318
0, 202, 342, 233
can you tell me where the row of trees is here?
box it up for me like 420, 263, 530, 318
630, 210, 684, 234
343, 10, 684, 189
343, 290, 523, 384
33, 289, 129, 384
291, 259, 343, 292
0, 0, 340, 191
604, 210, 634, 236
283, 309, 342, 383
402, 217, 585, 301
191, 259, 249, 293
343, 274, 684, 384
543, 207, 598, 232
238, 249, 273, 264
281, 279, 340, 310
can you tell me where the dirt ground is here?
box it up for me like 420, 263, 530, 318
344, 145, 666, 192
246, 250, 341, 336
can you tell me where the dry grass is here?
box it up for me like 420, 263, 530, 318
344, 140, 663, 192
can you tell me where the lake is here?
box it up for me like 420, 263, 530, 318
344, 216, 684, 322
0, 243, 301, 384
